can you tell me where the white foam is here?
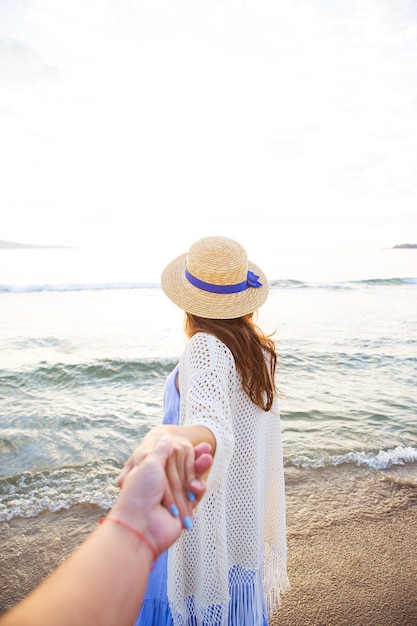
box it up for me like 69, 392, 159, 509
290, 446, 417, 470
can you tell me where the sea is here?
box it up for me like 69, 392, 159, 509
1, 244, 416, 525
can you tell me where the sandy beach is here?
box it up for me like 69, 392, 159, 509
274, 506, 417, 626
1, 465, 417, 625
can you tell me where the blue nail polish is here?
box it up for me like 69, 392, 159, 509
183, 516, 193, 530
188, 490, 195, 503
170, 504, 179, 518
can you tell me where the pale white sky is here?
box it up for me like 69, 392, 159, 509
1, 0, 417, 268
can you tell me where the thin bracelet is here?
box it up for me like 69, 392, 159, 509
99, 516, 158, 562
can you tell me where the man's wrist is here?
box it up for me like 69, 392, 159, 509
100, 503, 157, 561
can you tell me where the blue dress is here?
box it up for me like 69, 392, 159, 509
134, 366, 268, 626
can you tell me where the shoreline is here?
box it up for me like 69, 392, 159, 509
1, 465, 417, 624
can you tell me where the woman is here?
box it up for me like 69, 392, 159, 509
120, 236, 289, 626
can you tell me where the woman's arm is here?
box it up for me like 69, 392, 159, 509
0, 439, 213, 626
118, 334, 236, 520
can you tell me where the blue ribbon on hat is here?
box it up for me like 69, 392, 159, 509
185, 268, 262, 294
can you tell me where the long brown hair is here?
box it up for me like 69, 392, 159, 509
184, 313, 277, 411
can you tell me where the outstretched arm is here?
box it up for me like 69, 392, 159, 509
0, 439, 213, 626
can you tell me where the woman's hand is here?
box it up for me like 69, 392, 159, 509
112, 438, 210, 554
117, 425, 214, 531
112, 438, 213, 555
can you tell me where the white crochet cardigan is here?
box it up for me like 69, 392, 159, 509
167, 332, 289, 626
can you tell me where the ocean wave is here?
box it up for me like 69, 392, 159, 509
270, 277, 417, 290
1, 277, 416, 295
0, 357, 177, 390
0, 282, 160, 294
0, 460, 120, 522
280, 350, 417, 372
7, 336, 66, 350
3, 446, 416, 521
289, 446, 417, 470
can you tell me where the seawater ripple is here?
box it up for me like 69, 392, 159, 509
0, 282, 160, 294
269, 277, 417, 289
3, 349, 412, 386
0, 276, 416, 295
0, 358, 178, 390
280, 350, 417, 372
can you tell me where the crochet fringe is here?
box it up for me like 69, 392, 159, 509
263, 546, 291, 618
170, 590, 264, 626
228, 576, 266, 625
169, 558, 289, 626
169, 597, 227, 626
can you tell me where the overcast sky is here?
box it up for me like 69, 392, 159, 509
1, 0, 416, 262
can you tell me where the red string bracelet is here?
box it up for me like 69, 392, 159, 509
99, 517, 158, 562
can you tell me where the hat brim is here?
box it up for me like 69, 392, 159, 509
161, 253, 269, 319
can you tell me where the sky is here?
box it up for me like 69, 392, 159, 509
1, 0, 417, 269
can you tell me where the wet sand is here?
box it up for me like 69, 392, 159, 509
1, 465, 417, 625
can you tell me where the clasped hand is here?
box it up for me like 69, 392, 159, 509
116, 425, 213, 554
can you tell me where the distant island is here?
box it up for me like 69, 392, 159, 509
393, 243, 417, 249
0, 239, 73, 250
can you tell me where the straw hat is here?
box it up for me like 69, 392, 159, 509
161, 236, 269, 319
